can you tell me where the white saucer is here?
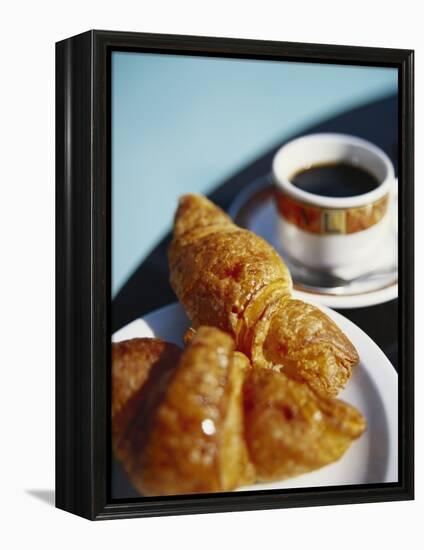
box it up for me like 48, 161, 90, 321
229, 179, 398, 309
112, 302, 397, 497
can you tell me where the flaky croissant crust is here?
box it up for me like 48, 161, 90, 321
169, 195, 292, 344
112, 331, 365, 496
169, 194, 358, 396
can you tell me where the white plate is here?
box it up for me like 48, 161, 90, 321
229, 180, 398, 309
112, 300, 398, 494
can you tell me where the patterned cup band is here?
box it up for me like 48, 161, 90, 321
275, 190, 389, 235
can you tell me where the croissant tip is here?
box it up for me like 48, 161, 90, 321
177, 194, 210, 208
172, 193, 232, 238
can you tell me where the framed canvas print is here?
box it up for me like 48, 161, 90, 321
56, 30, 414, 520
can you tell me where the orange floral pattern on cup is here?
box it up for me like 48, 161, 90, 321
275, 190, 389, 235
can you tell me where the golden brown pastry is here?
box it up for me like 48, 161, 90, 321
256, 298, 358, 396
169, 194, 292, 347
169, 194, 358, 396
121, 327, 255, 496
183, 326, 197, 346
112, 330, 365, 496
111, 338, 181, 460
243, 368, 366, 481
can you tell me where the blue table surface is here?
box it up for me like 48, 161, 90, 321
112, 51, 397, 297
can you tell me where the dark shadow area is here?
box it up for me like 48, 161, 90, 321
112, 95, 398, 369
26, 489, 55, 507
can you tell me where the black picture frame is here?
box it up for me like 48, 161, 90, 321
56, 29, 414, 520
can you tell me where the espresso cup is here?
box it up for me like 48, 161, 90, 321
272, 133, 397, 271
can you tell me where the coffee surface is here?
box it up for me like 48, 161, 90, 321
291, 163, 380, 198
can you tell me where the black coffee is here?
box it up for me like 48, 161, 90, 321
290, 162, 380, 198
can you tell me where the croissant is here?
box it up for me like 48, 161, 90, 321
243, 368, 366, 481
169, 194, 359, 396
112, 329, 365, 496
113, 327, 255, 496
111, 338, 181, 463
